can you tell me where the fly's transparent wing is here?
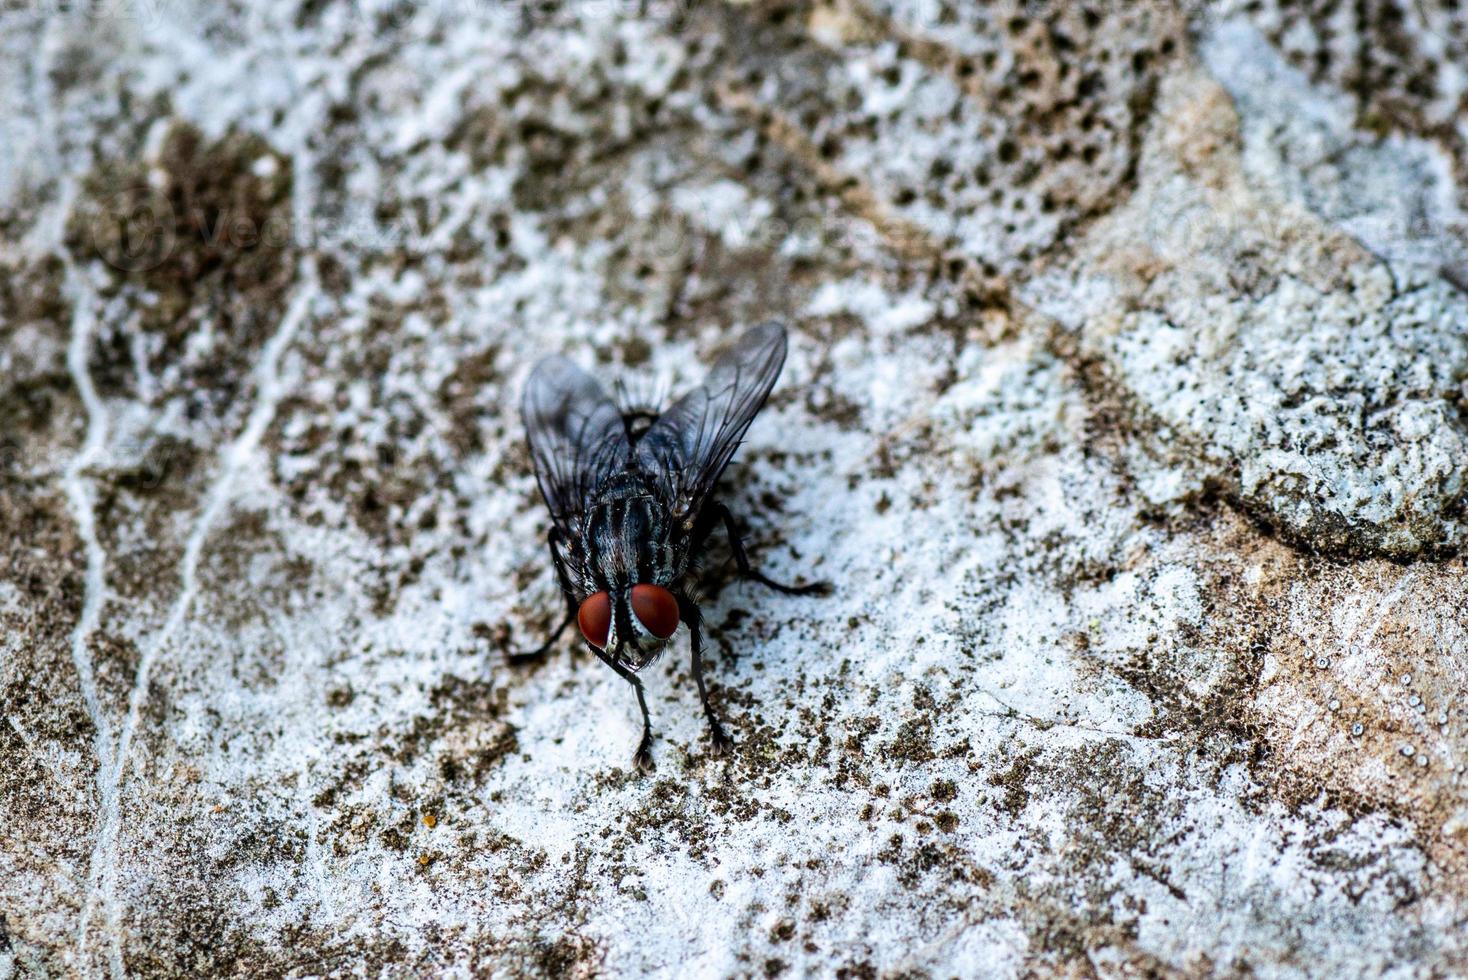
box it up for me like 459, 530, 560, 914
635, 322, 787, 515
522, 356, 632, 527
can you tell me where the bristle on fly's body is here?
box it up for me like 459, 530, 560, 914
615, 372, 667, 441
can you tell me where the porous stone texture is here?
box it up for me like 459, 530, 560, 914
1, 1, 1466, 977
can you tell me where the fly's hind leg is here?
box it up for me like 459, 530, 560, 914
509, 528, 579, 663
711, 502, 831, 596
677, 594, 730, 755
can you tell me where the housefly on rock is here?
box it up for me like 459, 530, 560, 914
517, 322, 827, 771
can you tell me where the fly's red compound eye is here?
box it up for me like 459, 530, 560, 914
630, 584, 680, 639
577, 591, 612, 649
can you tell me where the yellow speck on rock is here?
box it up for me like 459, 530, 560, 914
423, 813, 437, 828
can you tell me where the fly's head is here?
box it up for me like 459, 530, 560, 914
573, 495, 684, 672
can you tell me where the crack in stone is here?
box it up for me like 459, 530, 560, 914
72, 144, 319, 974
83, 266, 315, 978
26, 20, 131, 974
61, 265, 126, 979
60, 268, 116, 783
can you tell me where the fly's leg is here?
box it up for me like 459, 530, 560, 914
590, 645, 656, 772
677, 594, 730, 755
711, 502, 830, 596
508, 608, 574, 664
509, 528, 579, 663
630, 680, 654, 772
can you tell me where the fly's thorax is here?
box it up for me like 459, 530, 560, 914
582, 490, 677, 590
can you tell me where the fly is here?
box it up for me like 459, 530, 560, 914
516, 322, 828, 771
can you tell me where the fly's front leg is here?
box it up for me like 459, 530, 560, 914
677, 594, 730, 755
508, 608, 574, 664
710, 502, 830, 596
590, 645, 656, 773
509, 527, 578, 663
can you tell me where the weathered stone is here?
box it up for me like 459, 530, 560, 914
2, 2, 1466, 977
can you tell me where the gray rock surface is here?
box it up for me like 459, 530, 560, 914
2, 1, 1467, 976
